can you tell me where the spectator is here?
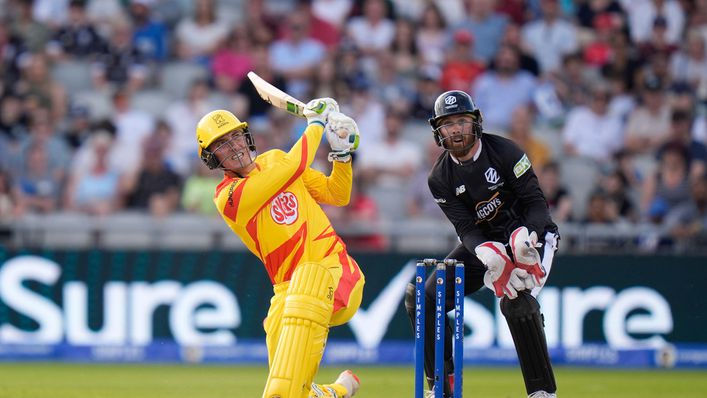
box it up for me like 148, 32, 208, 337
472, 44, 537, 131
312, 0, 353, 29
507, 105, 551, 169
538, 161, 573, 222
269, 10, 326, 99
163, 81, 214, 176
407, 141, 445, 219
599, 168, 638, 222
63, 132, 121, 215
345, 0, 395, 57
235, 45, 286, 119
439, 29, 485, 92
552, 52, 593, 109
410, 65, 442, 120
0, 94, 28, 143
110, 88, 155, 174
499, 22, 540, 76
521, 0, 578, 75
358, 109, 421, 188
211, 26, 255, 93
601, 31, 641, 92
670, 29, 707, 92
121, 127, 181, 217
91, 21, 148, 91
372, 52, 415, 112
583, 13, 616, 68
657, 110, 707, 179
390, 17, 419, 79
340, 76, 385, 154
453, 0, 508, 63
575, 0, 624, 29
638, 16, 679, 59
181, 159, 221, 216
0, 24, 27, 89
62, 105, 92, 150
295, 0, 341, 49
175, 0, 229, 64
15, 142, 64, 215
415, 3, 447, 67
562, 84, 624, 161
46, 0, 105, 60
14, 53, 67, 123
625, 0, 685, 46
641, 142, 691, 223
662, 172, 707, 247
582, 190, 619, 224
31, 0, 69, 28
624, 76, 672, 155
0, 170, 20, 219
15, 108, 71, 177
9, 0, 51, 52
129, 0, 168, 62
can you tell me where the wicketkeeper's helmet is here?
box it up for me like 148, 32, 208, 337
428, 90, 483, 148
196, 110, 255, 169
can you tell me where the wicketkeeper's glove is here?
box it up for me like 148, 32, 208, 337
303, 98, 339, 126
325, 111, 360, 162
509, 226, 546, 286
476, 241, 535, 299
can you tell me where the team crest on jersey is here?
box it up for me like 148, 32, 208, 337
270, 191, 299, 225
485, 167, 499, 184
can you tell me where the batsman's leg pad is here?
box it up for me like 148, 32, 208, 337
264, 282, 289, 368
263, 262, 335, 398
500, 291, 556, 394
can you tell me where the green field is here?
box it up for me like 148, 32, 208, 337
0, 364, 706, 398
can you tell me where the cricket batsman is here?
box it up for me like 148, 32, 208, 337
195, 98, 364, 398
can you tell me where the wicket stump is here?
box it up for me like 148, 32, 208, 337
414, 258, 465, 398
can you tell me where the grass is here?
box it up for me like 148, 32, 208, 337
0, 363, 705, 397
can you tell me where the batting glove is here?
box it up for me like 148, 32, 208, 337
476, 241, 535, 299
325, 111, 360, 162
303, 98, 339, 126
509, 226, 546, 286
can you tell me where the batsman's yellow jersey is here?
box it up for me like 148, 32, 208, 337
213, 124, 363, 312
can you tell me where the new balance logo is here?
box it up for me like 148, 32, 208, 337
455, 185, 466, 196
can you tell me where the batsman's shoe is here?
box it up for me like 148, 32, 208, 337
309, 370, 360, 398
528, 391, 557, 398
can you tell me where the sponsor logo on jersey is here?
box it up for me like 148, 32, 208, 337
270, 191, 299, 225
434, 197, 447, 204
513, 154, 532, 178
455, 185, 466, 196
475, 192, 503, 223
485, 167, 499, 184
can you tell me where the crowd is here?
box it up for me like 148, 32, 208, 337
1, 0, 707, 251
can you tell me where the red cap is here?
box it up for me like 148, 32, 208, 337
453, 29, 474, 45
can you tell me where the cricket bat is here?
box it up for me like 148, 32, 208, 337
247, 71, 307, 118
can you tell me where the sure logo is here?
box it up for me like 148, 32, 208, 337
270, 191, 299, 225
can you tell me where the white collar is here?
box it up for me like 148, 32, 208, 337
450, 139, 482, 164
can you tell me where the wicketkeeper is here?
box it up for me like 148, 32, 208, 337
404, 90, 559, 398
195, 98, 364, 398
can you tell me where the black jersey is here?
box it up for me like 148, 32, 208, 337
428, 133, 558, 252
